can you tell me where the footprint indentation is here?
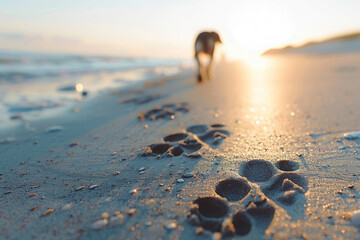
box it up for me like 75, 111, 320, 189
240, 160, 276, 182
199, 129, 230, 148
275, 160, 300, 172
199, 130, 230, 140
269, 173, 308, 192
232, 211, 252, 236
210, 124, 225, 128
215, 179, 251, 202
179, 139, 202, 152
262, 173, 308, 209
148, 143, 171, 154
246, 196, 275, 218
138, 103, 190, 121
163, 133, 188, 142
193, 197, 229, 219
186, 125, 208, 134
167, 146, 183, 156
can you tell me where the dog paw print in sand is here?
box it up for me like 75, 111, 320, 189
141, 124, 230, 157
239, 160, 306, 210
188, 178, 273, 237
188, 159, 307, 238
137, 103, 190, 121
186, 124, 230, 148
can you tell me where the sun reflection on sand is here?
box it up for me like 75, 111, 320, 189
242, 56, 280, 133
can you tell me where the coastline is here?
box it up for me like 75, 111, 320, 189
1, 55, 360, 239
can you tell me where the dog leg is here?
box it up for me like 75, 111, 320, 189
206, 55, 214, 80
195, 41, 204, 82
195, 52, 203, 82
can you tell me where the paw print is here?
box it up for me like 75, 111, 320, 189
186, 124, 230, 148
240, 159, 306, 211
188, 159, 307, 237
188, 177, 269, 237
137, 103, 190, 121
141, 124, 230, 157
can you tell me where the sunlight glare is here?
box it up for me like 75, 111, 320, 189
226, 1, 293, 57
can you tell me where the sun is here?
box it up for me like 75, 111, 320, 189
225, 2, 293, 58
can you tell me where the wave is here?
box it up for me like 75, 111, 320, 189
0, 50, 188, 83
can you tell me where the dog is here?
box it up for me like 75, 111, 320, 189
194, 31, 222, 82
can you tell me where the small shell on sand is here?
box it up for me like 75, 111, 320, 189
113, 171, 121, 176
344, 131, 360, 140
127, 209, 137, 216
89, 184, 98, 190
110, 214, 125, 225
91, 219, 108, 230
129, 189, 138, 194
69, 142, 79, 147
62, 203, 72, 211
75, 186, 85, 191
46, 125, 63, 133
138, 167, 145, 172
42, 208, 54, 216
183, 173, 194, 178
177, 179, 185, 183
29, 193, 37, 197
165, 221, 177, 230
101, 212, 110, 219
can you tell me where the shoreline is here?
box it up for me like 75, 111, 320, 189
1, 55, 360, 239
0, 66, 193, 137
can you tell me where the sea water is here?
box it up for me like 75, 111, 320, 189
0, 50, 192, 130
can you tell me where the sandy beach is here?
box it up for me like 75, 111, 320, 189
1, 52, 360, 239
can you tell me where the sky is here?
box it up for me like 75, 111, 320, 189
1, 0, 360, 60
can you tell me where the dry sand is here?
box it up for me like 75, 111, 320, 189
1, 53, 360, 239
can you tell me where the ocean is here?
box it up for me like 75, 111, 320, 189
0, 50, 192, 130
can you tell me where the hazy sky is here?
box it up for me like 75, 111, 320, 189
1, 0, 360, 59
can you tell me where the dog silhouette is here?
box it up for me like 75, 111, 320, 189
194, 31, 222, 82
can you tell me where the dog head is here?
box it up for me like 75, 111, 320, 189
212, 32, 222, 44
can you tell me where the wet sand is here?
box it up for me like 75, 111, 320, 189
1, 53, 360, 239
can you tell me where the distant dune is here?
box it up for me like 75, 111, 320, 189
262, 31, 360, 55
